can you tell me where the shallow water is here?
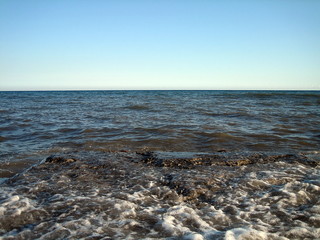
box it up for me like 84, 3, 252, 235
0, 151, 319, 239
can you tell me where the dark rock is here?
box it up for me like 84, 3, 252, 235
217, 149, 227, 153
135, 152, 319, 169
45, 155, 77, 164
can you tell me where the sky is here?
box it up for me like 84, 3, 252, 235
0, 0, 319, 90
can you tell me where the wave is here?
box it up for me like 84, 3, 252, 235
124, 104, 151, 111
1, 151, 319, 239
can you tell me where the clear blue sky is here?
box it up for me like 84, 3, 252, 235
0, 0, 319, 90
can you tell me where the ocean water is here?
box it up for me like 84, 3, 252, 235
1, 90, 319, 176
0, 90, 320, 239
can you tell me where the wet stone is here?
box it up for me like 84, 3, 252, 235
136, 151, 319, 168
45, 155, 77, 164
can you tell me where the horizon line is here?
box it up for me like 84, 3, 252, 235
1, 89, 320, 92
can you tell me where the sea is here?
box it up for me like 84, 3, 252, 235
0, 90, 319, 239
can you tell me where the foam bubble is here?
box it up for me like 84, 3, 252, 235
225, 228, 270, 240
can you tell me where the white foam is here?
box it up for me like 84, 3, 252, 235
225, 228, 270, 240
308, 205, 320, 214
208, 209, 231, 226
285, 227, 317, 239
1, 156, 319, 239
2, 195, 20, 206
183, 232, 204, 240
0, 194, 36, 218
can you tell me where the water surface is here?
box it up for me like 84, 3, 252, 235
0, 90, 320, 239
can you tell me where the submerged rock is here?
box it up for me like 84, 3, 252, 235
137, 151, 319, 168
45, 155, 77, 164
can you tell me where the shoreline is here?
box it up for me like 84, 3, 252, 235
1, 150, 319, 239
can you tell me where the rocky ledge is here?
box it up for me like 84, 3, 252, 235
136, 151, 319, 168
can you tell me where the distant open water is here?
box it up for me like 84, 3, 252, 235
0, 90, 319, 177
